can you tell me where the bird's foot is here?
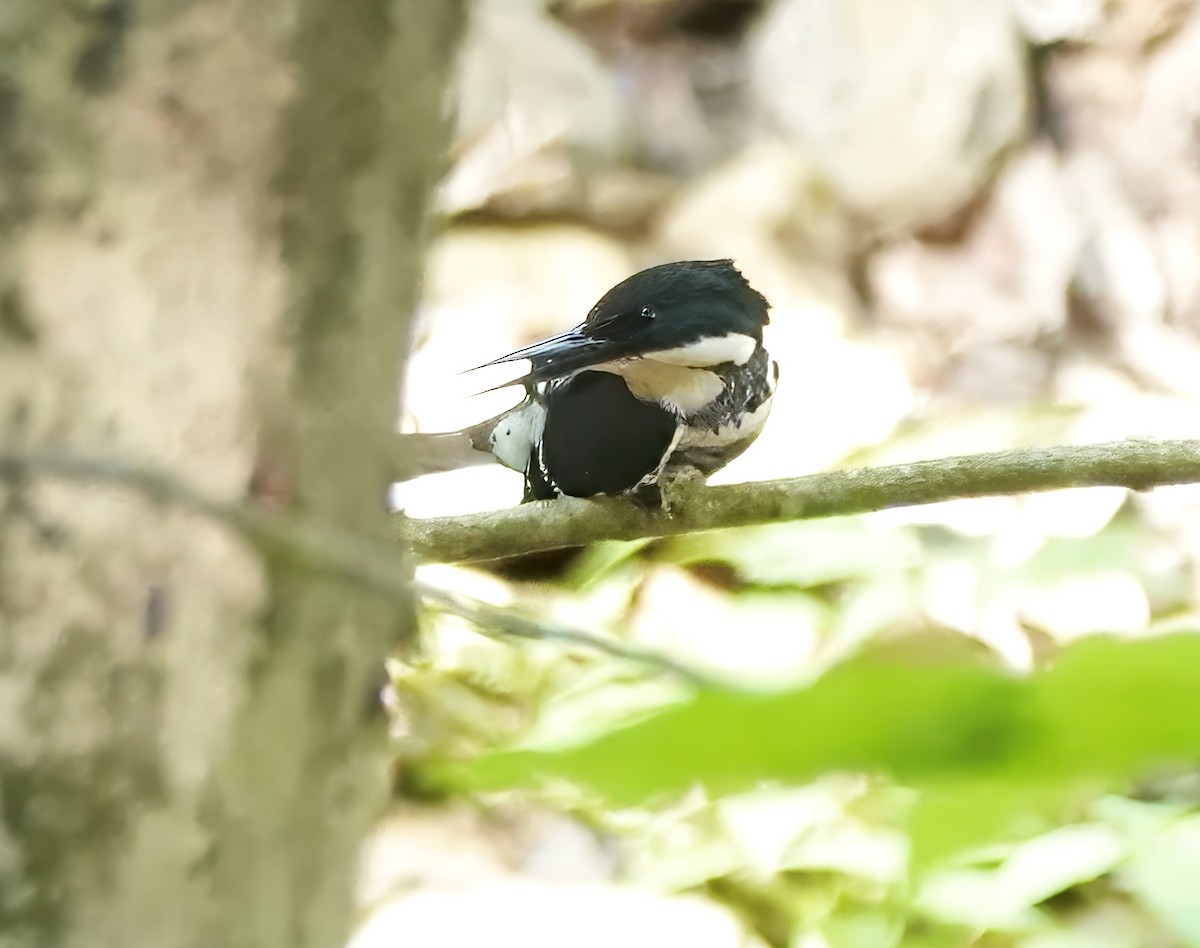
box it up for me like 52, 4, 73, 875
627, 482, 667, 514
633, 467, 706, 517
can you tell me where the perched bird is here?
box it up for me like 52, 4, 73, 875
403, 259, 777, 506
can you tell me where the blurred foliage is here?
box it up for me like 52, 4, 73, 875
441, 635, 1200, 856
377, 0, 1200, 943
387, 478, 1200, 947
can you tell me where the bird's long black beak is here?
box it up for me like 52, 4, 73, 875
465, 327, 611, 382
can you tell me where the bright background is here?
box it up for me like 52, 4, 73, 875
372, 2, 1200, 946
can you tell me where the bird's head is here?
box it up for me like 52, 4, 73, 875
470, 259, 772, 384
583, 259, 771, 354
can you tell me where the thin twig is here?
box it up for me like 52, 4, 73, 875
413, 580, 721, 687
0, 447, 710, 678
400, 438, 1200, 562
0, 447, 415, 598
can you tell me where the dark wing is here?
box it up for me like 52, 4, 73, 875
538, 371, 677, 499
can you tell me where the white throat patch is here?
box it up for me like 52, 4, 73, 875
645, 333, 758, 367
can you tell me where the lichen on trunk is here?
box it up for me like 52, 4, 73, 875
0, 1, 463, 946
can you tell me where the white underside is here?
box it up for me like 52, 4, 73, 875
678, 394, 774, 449
593, 360, 725, 415
488, 400, 545, 472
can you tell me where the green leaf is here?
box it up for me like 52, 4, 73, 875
1125, 814, 1200, 946
564, 539, 653, 589
908, 779, 1067, 869
1030, 634, 1200, 779
452, 659, 1032, 803
1019, 517, 1143, 585
782, 821, 909, 883
718, 786, 849, 879
1022, 931, 1142, 948
820, 575, 925, 666
916, 823, 1126, 930
439, 634, 1200, 868
817, 910, 906, 948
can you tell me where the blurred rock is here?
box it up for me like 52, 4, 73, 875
1091, 0, 1195, 53
1155, 215, 1200, 332
440, 0, 629, 217
1112, 4, 1200, 331
357, 806, 515, 905
555, 0, 767, 176
1042, 7, 1200, 248
516, 809, 620, 882
869, 145, 1078, 402
657, 142, 860, 272
554, 0, 763, 33
580, 167, 680, 231
1011, 0, 1105, 44
748, 0, 1029, 234
1066, 151, 1166, 333
356, 804, 618, 921
1041, 6, 1200, 392
350, 880, 764, 948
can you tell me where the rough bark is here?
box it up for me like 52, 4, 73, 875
0, 1, 462, 946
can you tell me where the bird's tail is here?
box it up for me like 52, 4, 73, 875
391, 416, 503, 481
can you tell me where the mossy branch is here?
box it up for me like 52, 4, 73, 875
401, 438, 1200, 562
8, 438, 1200, 567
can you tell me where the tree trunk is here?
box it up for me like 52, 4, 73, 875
0, 1, 462, 945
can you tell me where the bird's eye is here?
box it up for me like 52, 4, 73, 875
640, 306, 655, 319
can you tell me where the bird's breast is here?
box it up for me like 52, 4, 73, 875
593, 359, 725, 415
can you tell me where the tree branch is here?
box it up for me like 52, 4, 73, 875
12, 438, 1200, 570
401, 438, 1200, 562
413, 580, 722, 687
0, 447, 712, 681
0, 447, 414, 600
